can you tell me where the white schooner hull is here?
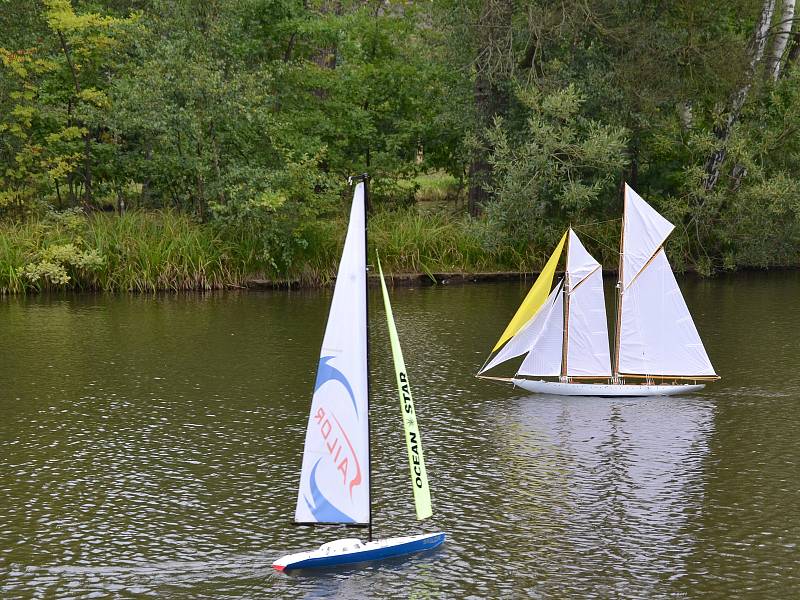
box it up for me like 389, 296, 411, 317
512, 378, 705, 397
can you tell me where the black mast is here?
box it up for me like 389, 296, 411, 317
359, 173, 373, 543
292, 175, 373, 535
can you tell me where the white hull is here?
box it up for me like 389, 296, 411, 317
512, 378, 705, 397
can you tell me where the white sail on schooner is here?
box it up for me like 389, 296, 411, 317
478, 183, 719, 396
273, 177, 444, 571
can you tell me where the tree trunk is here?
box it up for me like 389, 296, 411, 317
703, 0, 776, 191
115, 184, 126, 214
82, 133, 93, 208
781, 31, 800, 75
629, 149, 639, 189
768, 0, 795, 79
468, 155, 490, 217
283, 32, 297, 62
312, 0, 341, 71
57, 30, 93, 208
468, 0, 514, 216
141, 143, 152, 208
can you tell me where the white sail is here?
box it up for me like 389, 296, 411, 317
566, 229, 598, 286
618, 249, 716, 377
565, 231, 611, 377
294, 183, 369, 524
622, 184, 674, 288
479, 282, 563, 374
516, 285, 564, 377
567, 270, 611, 377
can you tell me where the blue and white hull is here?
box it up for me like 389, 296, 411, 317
272, 531, 445, 571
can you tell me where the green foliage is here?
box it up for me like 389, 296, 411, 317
484, 85, 628, 245
0, 207, 550, 293
1, 0, 800, 289
210, 154, 340, 275
369, 209, 510, 276
0, 210, 246, 293
0, 0, 137, 214
19, 241, 104, 288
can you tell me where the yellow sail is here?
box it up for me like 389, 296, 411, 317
491, 231, 567, 352
377, 255, 433, 520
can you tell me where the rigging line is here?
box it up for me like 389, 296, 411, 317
567, 228, 619, 254
571, 217, 622, 228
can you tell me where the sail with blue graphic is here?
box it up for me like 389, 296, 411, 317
294, 183, 370, 525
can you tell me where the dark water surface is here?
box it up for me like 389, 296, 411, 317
1, 272, 799, 598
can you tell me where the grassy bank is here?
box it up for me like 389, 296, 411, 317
0, 209, 548, 294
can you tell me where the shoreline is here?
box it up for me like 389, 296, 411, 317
244, 271, 535, 289
246, 265, 800, 290
2, 266, 798, 296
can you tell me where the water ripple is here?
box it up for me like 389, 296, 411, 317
2, 277, 800, 597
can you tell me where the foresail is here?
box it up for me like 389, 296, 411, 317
567, 268, 611, 377
516, 285, 564, 377
479, 281, 562, 375
377, 257, 433, 521
490, 231, 567, 353
618, 249, 716, 377
294, 183, 369, 525
622, 184, 675, 288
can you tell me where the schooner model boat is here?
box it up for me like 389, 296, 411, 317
273, 177, 444, 572
477, 183, 719, 397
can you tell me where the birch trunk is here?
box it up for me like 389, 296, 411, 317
769, 0, 796, 79
703, 0, 776, 191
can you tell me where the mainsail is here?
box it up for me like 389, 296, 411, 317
377, 257, 433, 521
621, 184, 674, 289
616, 185, 717, 378
294, 183, 370, 525
565, 230, 612, 377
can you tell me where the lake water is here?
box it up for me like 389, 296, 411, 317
1, 272, 799, 598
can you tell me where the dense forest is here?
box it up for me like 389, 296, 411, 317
1, 0, 800, 291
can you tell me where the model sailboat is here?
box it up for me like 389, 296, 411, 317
478, 183, 719, 397
273, 177, 444, 571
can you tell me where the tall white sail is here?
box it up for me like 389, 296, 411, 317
622, 184, 674, 288
516, 285, 564, 377
479, 282, 563, 374
294, 183, 370, 524
617, 186, 716, 378
618, 249, 716, 376
565, 231, 611, 376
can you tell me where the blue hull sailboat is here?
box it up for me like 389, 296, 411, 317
273, 176, 444, 572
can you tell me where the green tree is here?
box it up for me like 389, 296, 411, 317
0, 0, 136, 213
485, 84, 628, 249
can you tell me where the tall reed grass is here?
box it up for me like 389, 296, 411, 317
0, 208, 551, 293
0, 211, 248, 293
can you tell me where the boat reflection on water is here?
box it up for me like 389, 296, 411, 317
493, 394, 715, 594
